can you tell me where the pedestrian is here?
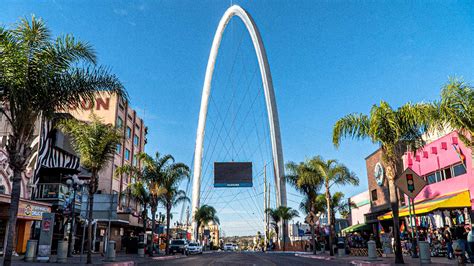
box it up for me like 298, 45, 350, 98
444, 228, 454, 260
467, 226, 474, 262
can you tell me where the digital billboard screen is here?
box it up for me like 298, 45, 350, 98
214, 162, 252, 187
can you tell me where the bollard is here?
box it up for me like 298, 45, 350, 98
137, 242, 145, 257
57, 240, 68, 263
367, 240, 377, 260
106, 241, 116, 261
24, 240, 38, 262
419, 241, 431, 264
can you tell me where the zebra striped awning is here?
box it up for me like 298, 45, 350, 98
40, 146, 80, 171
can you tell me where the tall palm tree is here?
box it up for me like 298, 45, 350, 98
333, 101, 431, 263
0, 16, 126, 266
276, 206, 299, 251
60, 115, 122, 264
286, 160, 323, 254
296, 156, 358, 256
265, 208, 281, 247
158, 159, 190, 254
193, 205, 220, 244
435, 78, 473, 171
117, 152, 168, 255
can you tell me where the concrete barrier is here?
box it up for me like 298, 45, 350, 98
24, 240, 37, 262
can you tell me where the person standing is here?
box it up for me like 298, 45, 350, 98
444, 228, 454, 260
467, 226, 474, 263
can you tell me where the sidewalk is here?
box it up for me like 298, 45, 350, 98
295, 253, 472, 265
0, 252, 187, 266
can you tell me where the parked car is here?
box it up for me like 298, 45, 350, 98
187, 242, 203, 255
169, 239, 188, 255
224, 243, 235, 251
233, 243, 239, 251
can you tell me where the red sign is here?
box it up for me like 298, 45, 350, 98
42, 218, 51, 232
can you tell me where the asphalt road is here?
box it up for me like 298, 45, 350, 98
142, 252, 347, 266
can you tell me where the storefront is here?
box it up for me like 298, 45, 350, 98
0, 194, 51, 254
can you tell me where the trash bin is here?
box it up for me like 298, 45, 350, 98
337, 238, 345, 257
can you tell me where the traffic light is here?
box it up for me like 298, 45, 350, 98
406, 174, 415, 193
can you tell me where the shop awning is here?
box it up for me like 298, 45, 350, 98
341, 223, 370, 233
378, 190, 471, 220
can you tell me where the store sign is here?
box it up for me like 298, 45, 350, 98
17, 202, 50, 220
395, 168, 426, 199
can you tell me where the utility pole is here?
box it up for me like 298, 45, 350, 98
267, 182, 270, 247
263, 164, 267, 247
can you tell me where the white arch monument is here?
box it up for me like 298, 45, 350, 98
191, 5, 287, 240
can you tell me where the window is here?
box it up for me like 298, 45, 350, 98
125, 149, 130, 160
119, 103, 124, 111
116, 143, 121, 154
116, 117, 123, 129
443, 168, 452, 180
126, 127, 132, 139
426, 172, 437, 184
435, 171, 443, 183
453, 164, 467, 177
121, 194, 127, 207
133, 155, 137, 166
371, 189, 378, 201
0, 185, 5, 194
133, 135, 139, 146
128, 114, 133, 121
135, 124, 140, 131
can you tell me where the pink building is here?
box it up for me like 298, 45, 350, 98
403, 131, 472, 210
349, 191, 371, 226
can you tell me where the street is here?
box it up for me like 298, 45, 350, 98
144, 252, 346, 266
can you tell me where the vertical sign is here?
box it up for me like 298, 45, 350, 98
37, 212, 55, 262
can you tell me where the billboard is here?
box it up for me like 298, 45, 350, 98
214, 162, 252, 187
80, 194, 118, 220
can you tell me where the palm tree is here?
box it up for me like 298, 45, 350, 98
296, 156, 358, 256
435, 78, 473, 171
117, 152, 168, 255
286, 160, 323, 254
158, 159, 190, 254
193, 205, 220, 244
265, 208, 281, 247
333, 101, 431, 263
125, 181, 151, 234
276, 206, 299, 251
0, 16, 126, 266
60, 115, 122, 264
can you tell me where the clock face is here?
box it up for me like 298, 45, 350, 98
374, 162, 384, 186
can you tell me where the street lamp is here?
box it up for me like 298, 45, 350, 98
66, 174, 82, 257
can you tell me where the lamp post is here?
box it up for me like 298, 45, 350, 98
66, 175, 82, 257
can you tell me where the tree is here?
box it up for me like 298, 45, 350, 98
333, 101, 431, 264
295, 156, 358, 256
0, 16, 125, 266
117, 152, 168, 255
194, 205, 220, 244
125, 180, 151, 234
435, 78, 473, 171
286, 160, 324, 254
265, 208, 281, 248
60, 115, 122, 264
276, 206, 299, 251
158, 159, 190, 255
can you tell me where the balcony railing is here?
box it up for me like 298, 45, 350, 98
35, 183, 82, 206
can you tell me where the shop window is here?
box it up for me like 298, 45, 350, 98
116, 117, 123, 129
133, 135, 139, 146
453, 164, 467, 177
371, 189, 378, 201
126, 127, 132, 139
116, 143, 121, 154
125, 149, 130, 161
426, 173, 436, 184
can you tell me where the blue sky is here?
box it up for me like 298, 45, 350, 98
3, 0, 474, 235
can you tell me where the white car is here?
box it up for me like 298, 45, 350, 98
224, 243, 235, 251
187, 242, 203, 255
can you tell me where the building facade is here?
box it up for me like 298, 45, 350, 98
67, 92, 148, 251
348, 191, 371, 226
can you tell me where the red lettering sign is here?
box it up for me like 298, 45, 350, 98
96, 97, 110, 110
